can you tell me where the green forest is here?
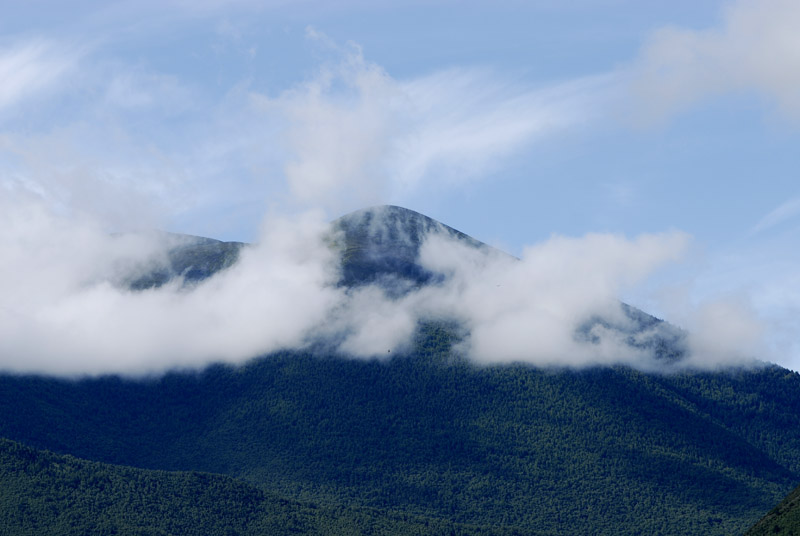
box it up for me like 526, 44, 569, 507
0, 437, 513, 535
2, 323, 800, 534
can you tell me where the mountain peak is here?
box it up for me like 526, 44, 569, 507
332, 205, 487, 288
334, 205, 483, 247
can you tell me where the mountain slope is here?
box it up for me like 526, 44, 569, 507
334, 206, 686, 359
125, 206, 685, 360
1, 205, 799, 534
0, 437, 500, 536
2, 343, 799, 534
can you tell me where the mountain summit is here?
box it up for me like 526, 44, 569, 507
332, 205, 491, 288
331, 205, 685, 362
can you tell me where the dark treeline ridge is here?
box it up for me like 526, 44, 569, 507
0, 437, 510, 535
2, 323, 800, 534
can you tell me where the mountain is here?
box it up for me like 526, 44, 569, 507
2, 205, 799, 534
746, 484, 800, 535
3, 347, 799, 534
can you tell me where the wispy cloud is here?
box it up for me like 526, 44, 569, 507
249, 30, 611, 215
750, 196, 800, 236
3, 28, 603, 238
392, 70, 610, 193
0, 39, 81, 115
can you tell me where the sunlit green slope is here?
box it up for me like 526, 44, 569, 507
746, 484, 800, 536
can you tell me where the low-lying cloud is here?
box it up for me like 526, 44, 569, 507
0, 28, 770, 376
0, 198, 342, 374
0, 194, 764, 375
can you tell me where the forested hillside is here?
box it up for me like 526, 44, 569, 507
2, 329, 799, 534
0, 437, 502, 535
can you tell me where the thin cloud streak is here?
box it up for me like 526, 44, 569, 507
750, 197, 800, 236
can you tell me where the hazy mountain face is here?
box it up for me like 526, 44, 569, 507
0, 205, 757, 374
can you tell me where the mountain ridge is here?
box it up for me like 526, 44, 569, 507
141, 205, 688, 366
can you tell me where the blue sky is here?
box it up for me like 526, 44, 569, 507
3, 0, 800, 371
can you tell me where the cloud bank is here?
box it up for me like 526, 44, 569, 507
0, 193, 762, 375
0, 29, 768, 375
0, 197, 343, 374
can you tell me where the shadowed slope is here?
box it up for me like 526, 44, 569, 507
0, 437, 497, 536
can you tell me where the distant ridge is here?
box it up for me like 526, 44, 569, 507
126, 233, 244, 290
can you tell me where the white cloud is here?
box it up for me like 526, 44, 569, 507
393, 70, 609, 192
0, 195, 343, 375
0, 193, 765, 375
420, 231, 690, 367
326, 228, 697, 369
629, 0, 800, 121
681, 299, 764, 369
251, 38, 404, 213
2, 29, 607, 237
